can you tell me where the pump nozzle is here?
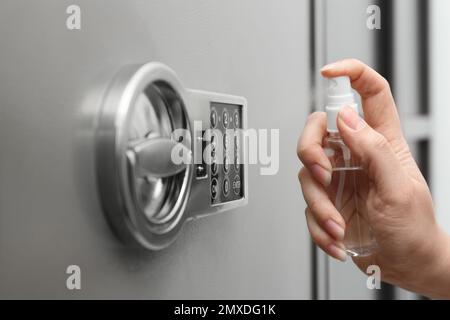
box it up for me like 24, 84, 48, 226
328, 76, 352, 98
325, 76, 358, 133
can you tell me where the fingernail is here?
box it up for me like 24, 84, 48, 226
338, 106, 365, 131
327, 244, 347, 262
321, 62, 338, 72
310, 164, 332, 187
324, 219, 345, 241
336, 242, 346, 250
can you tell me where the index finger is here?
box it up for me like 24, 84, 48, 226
321, 58, 402, 140
321, 58, 388, 99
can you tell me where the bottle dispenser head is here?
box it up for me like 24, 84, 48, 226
325, 76, 358, 133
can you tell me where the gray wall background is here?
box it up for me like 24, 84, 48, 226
0, 0, 311, 298
431, 0, 450, 236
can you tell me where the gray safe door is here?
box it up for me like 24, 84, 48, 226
0, 1, 311, 298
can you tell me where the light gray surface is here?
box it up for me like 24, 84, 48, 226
431, 0, 450, 235
393, 0, 421, 117
0, 0, 311, 298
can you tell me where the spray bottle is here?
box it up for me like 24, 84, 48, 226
324, 76, 378, 257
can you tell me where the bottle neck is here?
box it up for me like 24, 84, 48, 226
327, 131, 341, 139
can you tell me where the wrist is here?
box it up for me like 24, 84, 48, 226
409, 227, 450, 298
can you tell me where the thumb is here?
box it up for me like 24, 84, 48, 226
337, 106, 407, 193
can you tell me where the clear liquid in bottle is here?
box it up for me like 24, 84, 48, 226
324, 133, 378, 257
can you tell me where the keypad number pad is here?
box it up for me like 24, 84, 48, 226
210, 103, 244, 204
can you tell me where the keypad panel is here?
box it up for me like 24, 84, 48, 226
210, 102, 244, 204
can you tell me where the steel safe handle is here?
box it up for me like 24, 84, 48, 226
127, 137, 192, 178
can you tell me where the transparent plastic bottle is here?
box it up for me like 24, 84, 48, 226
324, 76, 378, 257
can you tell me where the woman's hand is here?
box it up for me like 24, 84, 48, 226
297, 59, 450, 298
